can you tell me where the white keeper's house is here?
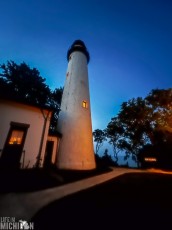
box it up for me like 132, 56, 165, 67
0, 99, 61, 169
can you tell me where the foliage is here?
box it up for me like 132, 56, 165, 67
95, 149, 117, 169
93, 129, 106, 154
49, 87, 63, 131
106, 88, 172, 168
0, 61, 62, 131
101, 149, 116, 166
105, 117, 124, 164
0, 61, 49, 105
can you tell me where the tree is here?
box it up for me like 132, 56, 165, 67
93, 129, 106, 154
0, 60, 62, 131
118, 97, 153, 166
106, 88, 172, 168
101, 149, 116, 166
49, 87, 63, 131
94, 149, 117, 169
0, 61, 50, 105
105, 117, 124, 164
145, 89, 172, 135
145, 89, 172, 168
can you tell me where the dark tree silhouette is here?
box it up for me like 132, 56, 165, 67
49, 87, 63, 131
105, 117, 124, 164
94, 149, 117, 169
93, 129, 106, 154
0, 61, 62, 131
0, 61, 50, 105
107, 88, 172, 168
101, 149, 116, 166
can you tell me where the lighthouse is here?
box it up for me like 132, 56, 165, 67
56, 40, 96, 170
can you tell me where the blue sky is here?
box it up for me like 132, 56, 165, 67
0, 0, 172, 133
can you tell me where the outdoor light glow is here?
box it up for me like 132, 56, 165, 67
144, 157, 157, 162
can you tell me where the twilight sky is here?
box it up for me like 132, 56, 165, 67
1, 0, 172, 131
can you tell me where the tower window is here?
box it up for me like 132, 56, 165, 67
82, 101, 87, 108
66, 72, 69, 77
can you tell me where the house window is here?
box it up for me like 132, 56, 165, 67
82, 100, 87, 108
9, 130, 24, 145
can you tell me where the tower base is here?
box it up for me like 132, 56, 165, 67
57, 160, 96, 170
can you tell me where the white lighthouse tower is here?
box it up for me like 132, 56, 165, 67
56, 40, 96, 170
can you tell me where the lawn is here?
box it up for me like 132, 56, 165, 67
32, 172, 172, 230
0, 166, 111, 193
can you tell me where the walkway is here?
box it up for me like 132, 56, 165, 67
0, 168, 143, 220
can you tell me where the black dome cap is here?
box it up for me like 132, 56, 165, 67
67, 40, 90, 63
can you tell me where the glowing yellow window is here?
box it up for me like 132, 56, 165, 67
82, 101, 87, 108
9, 130, 24, 145
144, 157, 157, 162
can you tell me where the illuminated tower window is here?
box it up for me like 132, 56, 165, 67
82, 100, 87, 108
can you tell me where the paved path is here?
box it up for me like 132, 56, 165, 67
0, 168, 143, 220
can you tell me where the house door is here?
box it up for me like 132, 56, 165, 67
44, 141, 54, 168
0, 122, 29, 169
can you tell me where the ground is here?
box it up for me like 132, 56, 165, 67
0, 166, 111, 193
1, 168, 172, 229
32, 172, 172, 230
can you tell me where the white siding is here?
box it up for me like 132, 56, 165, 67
0, 101, 51, 168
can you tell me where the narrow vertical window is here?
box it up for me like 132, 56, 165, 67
82, 100, 87, 108
66, 72, 69, 77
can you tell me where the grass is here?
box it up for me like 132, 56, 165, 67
32, 172, 172, 230
0, 166, 112, 193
